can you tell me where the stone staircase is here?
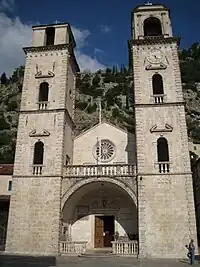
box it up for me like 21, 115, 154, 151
79, 248, 114, 258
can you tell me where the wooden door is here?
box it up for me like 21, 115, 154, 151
94, 216, 104, 248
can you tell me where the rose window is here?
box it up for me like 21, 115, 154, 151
94, 140, 115, 162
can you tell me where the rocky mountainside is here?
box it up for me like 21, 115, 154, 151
0, 44, 200, 164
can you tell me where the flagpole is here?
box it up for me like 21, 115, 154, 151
99, 98, 102, 125
98, 98, 101, 164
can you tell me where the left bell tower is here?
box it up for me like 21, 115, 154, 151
6, 23, 79, 255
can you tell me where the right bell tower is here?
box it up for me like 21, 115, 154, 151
129, 3, 197, 258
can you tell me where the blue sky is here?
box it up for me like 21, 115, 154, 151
0, 0, 199, 75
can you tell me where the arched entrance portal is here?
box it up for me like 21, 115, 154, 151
61, 180, 138, 249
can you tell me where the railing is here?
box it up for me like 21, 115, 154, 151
60, 241, 87, 255
111, 241, 138, 256
32, 165, 43, 175
64, 164, 136, 177
153, 94, 164, 104
38, 101, 48, 110
155, 162, 170, 174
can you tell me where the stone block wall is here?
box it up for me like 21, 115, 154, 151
133, 43, 183, 105
32, 24, 70, 47
135, 105, 191, 174
13, 111, 67, 176
6, 177, 61, 255
20, 50, 69, 111
138, 174, 197, 258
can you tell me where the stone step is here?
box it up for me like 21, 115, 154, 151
79, 248, 114, 258
78, 253, 114, 258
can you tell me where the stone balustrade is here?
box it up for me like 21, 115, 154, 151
32, 165, 43, 175
38, 101, 48, 110
111, 241, 138, 256
64, 164, 136, 178
60, 241, 87, 255
153, 94, 165, 104
155, 162, 170, 173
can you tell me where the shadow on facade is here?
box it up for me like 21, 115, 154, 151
126, 131, 136, 165
191, 157, 200, 246
0, 199, 10, 252
0, 255, 56, 267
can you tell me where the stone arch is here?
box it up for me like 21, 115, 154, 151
33, 141, 44, 165
152, 74, 164, 95
157, 137, 169, 162
61, 177, 137, 210
39, 82, 49, 102
144, 17, 162, 37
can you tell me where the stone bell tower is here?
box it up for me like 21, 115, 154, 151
6, 23, 79, 255
129, 4, 197, 258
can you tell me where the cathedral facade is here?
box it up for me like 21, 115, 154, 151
0, 3, 197, 259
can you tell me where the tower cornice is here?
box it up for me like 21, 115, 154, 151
23, 44, 80, 72
134, 101, 185, 108
23, 43, 69, 54
133, 4, 169, 13
128, 36, 180, 46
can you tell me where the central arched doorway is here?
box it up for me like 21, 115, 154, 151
61, 179, 138, 249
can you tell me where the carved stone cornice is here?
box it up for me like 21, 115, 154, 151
35, 70, 55, 79
29, 129, 50, 137
134, 101, 185, 108
128, 36, 180, 46
150, 123, 173, 133
145, 63, 167, 70
23, 44, 69, 54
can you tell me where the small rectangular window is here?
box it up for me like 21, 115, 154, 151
8, 181, 12, 191
194, 146, 197, 151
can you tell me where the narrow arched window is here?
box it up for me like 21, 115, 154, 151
45, 27, 55, 46
33, 141, 44, 165
157, 137, 169, 162
39, 82, 49, 102
152, 74, 164, 95
144, 17, 162, 37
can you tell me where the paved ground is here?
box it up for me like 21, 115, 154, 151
0, 255, 199, 267
56, 257, 197, 267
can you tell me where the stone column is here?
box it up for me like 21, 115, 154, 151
137, 15, 142, 38
161, 13, 166, 36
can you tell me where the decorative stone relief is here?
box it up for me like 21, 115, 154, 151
93, 139, 116, 162
90, 198, 117, 209
150, 123, 173, 133
35, 70, 55, 79
29, 129, 50, 137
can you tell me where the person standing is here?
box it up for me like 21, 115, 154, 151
188, 239, 195, 265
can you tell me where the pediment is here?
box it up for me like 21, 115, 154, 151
146, 63, 167, 70
29, 129, 50, 137
35, 70, 55, 79
150, 123, 173, 133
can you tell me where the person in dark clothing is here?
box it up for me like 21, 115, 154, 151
187, 239, 195, 265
